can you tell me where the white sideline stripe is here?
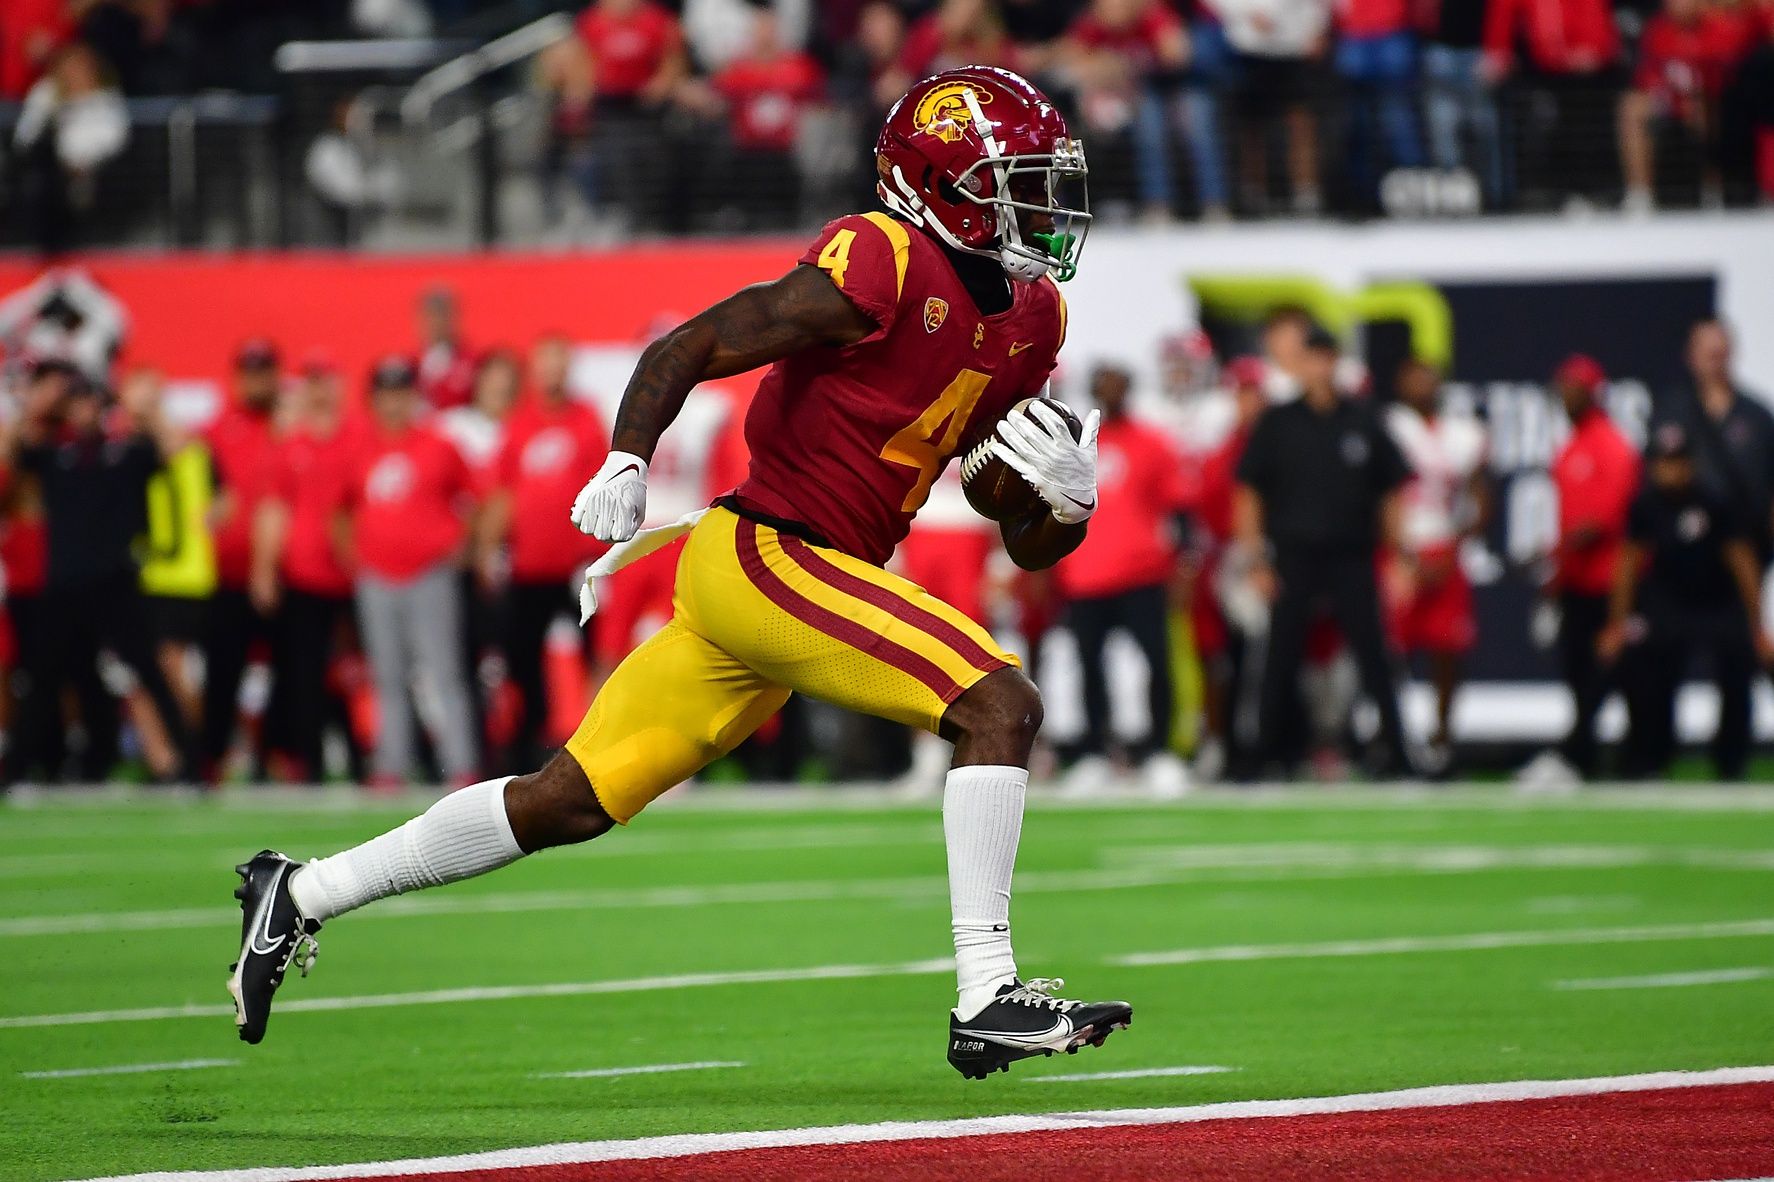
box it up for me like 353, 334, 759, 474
20, 1058, 237, 1080
533, 1060, 743, 1080
1111, 917, 1774, 967
68, 1065, 1774, 1182
1553, 967, 1774, 990
9, 843, 1774, 939
11, 917, 1774, 1031
1025, 1065, 1236, 1083
0, 958, 955, 1029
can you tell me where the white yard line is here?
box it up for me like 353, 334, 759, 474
1523, 894, 1642, 915
1111, 918, 1774, 967
1552, 967, 1774, 990
532, 1060, 744, 1080
1024, 1065, 1236, 1083
9, 783, 1774, 821
8, 843, 1772, 939
20, 1058, 237, 1080
10, 917, 1774, 1031
0, 958, 956, 1030
66, 1065, 1774, 1182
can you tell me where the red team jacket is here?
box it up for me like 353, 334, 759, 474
732, 212, 1066, 567
1056, 416, 1190, 601
1551, 406, 1640, 596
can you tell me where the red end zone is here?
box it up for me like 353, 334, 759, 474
354, 1083, 1774, 1182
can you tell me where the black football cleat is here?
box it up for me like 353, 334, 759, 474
227, 850, 320, 1045
948, 977, 1133, 1079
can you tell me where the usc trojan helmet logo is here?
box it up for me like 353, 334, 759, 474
913, 81, 992, 144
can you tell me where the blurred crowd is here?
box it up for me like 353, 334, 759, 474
0, 262, 1765, 788
8, 0, 1774, 251
533, 0, 1774, 227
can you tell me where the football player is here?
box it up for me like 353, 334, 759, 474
229, 67, 1132, 1079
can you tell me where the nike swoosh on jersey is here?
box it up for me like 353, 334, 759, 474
1008, 342, 1035, 356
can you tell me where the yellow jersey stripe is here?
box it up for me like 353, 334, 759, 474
860, 212, 911, 302
1045, 275, 1069, 350
756, 528, 993, 687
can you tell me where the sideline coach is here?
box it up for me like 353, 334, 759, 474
1235, 327, 1415, 777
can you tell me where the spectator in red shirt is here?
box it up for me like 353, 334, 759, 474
1526, 354, 1640, 785
1054, 364, 1193, 797
253, 351, 363, 783
705, 10, 825, 229
884, 0, 1021, 98
416, 286, 477, 411
343, 356, 481, 786
1482, 0, 1622, 204
477, 335, 608, 768
573, 0, 689, 230
1064, 0, 1225, 221
1, 0, 69, 99
1482, 0, 1620, 77
1732, 11, 1774, 202
201, 337, 284, 782
1619, 0, 1756, 211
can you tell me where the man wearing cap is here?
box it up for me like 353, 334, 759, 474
1603, 421, 1772, 779
340, 355, 480, 787
1523, 354, 1640, 787
1235, 326, 1415, 778
202, 338, 285, 782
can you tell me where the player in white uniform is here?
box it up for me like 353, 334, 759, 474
1384, 358, 1490, 771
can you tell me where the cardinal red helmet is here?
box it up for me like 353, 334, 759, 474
875, 66, 1090, 283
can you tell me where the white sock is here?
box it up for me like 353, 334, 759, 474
289, 777, 522, 923
944, 764, 1027, 1019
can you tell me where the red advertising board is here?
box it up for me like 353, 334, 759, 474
0, 243, 797, 393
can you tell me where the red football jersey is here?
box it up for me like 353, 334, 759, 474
733, 212, 1067, 566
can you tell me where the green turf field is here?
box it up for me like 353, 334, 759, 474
4, 786, 1773, 1181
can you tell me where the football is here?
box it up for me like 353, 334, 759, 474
959, 396, 1084, 521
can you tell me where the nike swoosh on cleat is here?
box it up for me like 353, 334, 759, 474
246, 864, 288, 957
961, 1017, 1073, 1044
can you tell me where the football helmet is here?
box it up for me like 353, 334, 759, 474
875, 66, 1090, 284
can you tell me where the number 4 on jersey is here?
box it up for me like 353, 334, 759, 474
880, 368, 991, 512
816, 230, 856, 289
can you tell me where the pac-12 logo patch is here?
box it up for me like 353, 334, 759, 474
924, 297, 949, 333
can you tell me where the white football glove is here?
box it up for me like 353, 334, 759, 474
569, 451, 649, 543
989, 402, 1101, 524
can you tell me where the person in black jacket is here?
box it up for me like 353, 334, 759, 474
3, 361, 196, 781
1602, 422, 1772, 780
1235, 328, 1415, 778
1647, 319, 1774, 560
